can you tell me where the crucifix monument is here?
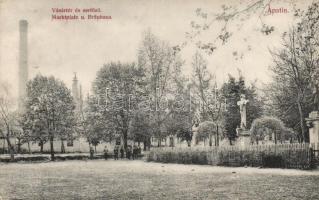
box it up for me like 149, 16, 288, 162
237, 94, 249, 129
236, 94, 251, 147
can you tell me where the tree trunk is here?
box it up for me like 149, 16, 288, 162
297, 98, 306, 143
216, 125, 219, 146
2, 138, 5, 153
158, 138, 161, 147
88, 141, 91, 149
28, 141, 31, 154
50, 135, 55, 161
215, 134, 217, 146
143, 140, 147, 151
61, 140, 65, 153
6, 136, 14, 160
40, 141, 44, 153
123, 130, 128, 151
17, 138, 21, 154
94, 145, 97, 153
50, 113, 56, 161
148, 137, 151, 150
229, 138, 232, 145
5, 126, 14, 160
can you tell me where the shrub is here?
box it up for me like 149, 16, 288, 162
147, 144, 313, 169
250, 116, 295, 143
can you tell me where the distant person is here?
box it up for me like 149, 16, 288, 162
103, 146, 108, 160
120, 147, 124, 159
133, 145, 138, 160
113, 146, 119, 160
126, 146, 132, 160
138, 145, 142, 156
89, 146, 94, 159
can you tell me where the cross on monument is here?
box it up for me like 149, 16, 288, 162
237, 94, 249, 129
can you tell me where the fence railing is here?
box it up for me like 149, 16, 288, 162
148, 143, 317, 169
156, 142, 318, 151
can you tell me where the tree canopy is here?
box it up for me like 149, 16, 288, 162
250, 116, 295, 144
23, 75, 76, 160
266, 2, 319, 142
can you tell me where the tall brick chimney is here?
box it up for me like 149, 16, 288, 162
18, 20, 28, 110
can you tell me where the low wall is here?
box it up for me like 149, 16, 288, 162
0, 138, 115, 153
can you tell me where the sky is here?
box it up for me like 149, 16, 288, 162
0, 0, 312, 98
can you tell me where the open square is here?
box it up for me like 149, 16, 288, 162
0, 160, 318, 200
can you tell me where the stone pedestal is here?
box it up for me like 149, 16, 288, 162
306, 111, 319, 148
236, 128, 251, 148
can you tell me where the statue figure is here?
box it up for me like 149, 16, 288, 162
237, 94, 249, 129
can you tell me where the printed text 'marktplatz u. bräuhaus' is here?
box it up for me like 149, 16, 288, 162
51, 8, 111, 20
52, 15, 112, 20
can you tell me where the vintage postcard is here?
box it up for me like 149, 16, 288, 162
0, 0, 319, 199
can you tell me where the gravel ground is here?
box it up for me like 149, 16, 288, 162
0, 160, 318, 200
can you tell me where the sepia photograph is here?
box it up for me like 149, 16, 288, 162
0, 0, 319, 199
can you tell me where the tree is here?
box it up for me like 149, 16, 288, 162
197, 121, 220, 146
191, 51, 224, 146
274, 2, 319, 142
23, 75, 76, 160
295, 2, 319, 111
165, 59, 195, 146
93, 62, 147, 151
138, 30, 184, 146
21, 107, 49, 153
11, 115, 29, 154
221, 75, 240, 144
268, 27, 314, 142
130, 110, 151, 150
0, 82, 16, 160
265, 74, 312, 143
18, 114, 33, 154
181, 0, 297, 57
166, 100, 193, 146
250, 116, 295, 144
81, 94, 115, 151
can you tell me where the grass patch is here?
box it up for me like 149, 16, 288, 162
0, 160, 318, 199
